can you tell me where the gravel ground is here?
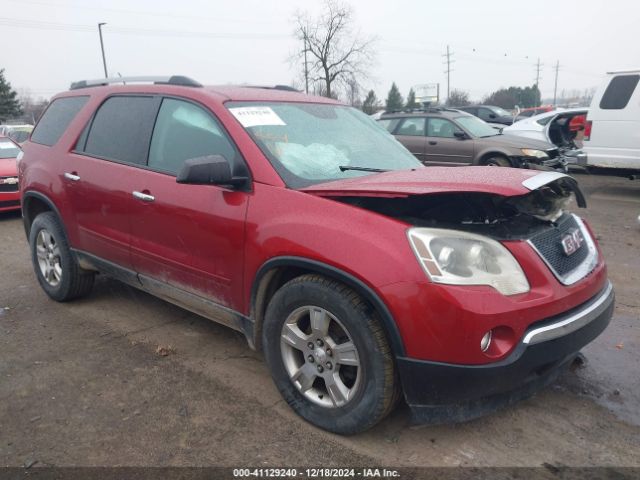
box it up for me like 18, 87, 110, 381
0, 171, 639, 470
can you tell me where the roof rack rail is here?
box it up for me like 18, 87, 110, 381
69, 75, 202, 90
383, 106, 460, 114
243, 85, 301, 92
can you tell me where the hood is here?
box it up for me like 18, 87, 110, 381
301, 166, 574, 199
479, 133, 554, 150
0, 157, 18, 177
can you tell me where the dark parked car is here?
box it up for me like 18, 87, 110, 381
378, 108, 566, 168
19, 76, 612, 434
457, 105, 516, 125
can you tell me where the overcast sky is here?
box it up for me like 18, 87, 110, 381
2, 0, 638, 103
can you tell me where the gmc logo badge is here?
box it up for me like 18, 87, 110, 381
561, 229, 584, 256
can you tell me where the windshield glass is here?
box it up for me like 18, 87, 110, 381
455, 116, 499, 138
0, 138, 20, 159
226, 102, 422, 188
490, 106, 511, 117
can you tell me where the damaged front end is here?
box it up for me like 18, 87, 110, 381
329, 173, 586, 240
317, 171, 596, 290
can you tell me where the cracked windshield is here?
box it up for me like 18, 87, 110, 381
228, 102, 421, 187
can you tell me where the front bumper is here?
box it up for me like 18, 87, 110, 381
511, 155, 566, 170
0, 192, 20, 212
396, 281, 614, 424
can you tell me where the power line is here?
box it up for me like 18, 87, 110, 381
3, 0, 278, 25
0, 17, 288, 39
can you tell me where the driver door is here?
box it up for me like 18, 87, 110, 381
423, 117, 474, 165
128, 97, 249, 311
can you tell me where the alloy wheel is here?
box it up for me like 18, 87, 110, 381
36, 229, 62, 287
280, 305, 361, 408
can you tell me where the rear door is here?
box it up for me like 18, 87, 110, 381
423, 117, 474, 165
392, 117, 427, 162
66, 95, 160, 269
128, 97, 249, 311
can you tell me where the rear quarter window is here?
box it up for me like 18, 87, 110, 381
31, 96, 89, 146
599, 74, 640, 110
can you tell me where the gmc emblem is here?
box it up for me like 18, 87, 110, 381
561, 228, 584, 256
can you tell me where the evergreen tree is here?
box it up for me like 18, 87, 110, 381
385, 82, 404, 111
405, 88, 417, 109
362, 90, 379, 115
0, 69, 22, 121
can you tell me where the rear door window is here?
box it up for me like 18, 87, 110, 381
599, 75, 640, 110
82, 96, 159, 165
31, 96, 89, 146
395, 117, 426, 136
148, 98, 238, 175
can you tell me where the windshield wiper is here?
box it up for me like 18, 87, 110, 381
339, 166, 390, 173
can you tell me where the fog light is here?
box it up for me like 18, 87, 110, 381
480, 330, 493, 352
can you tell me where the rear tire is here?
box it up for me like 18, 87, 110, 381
29, 212, 94, 302
263, 274, 398, 435
483, 156, 511, 167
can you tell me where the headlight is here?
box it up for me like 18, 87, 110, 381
407, 228, 530, 296
521, 148, 548, 159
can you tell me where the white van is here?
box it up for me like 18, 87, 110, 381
584, 69, 640, 170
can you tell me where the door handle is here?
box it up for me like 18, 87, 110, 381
428, 141, 438, 145
132, 191, 155, 202
64, 172, 80, 181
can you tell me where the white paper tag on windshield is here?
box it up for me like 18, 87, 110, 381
229, 106, 286, 128
0, 142, 16, 149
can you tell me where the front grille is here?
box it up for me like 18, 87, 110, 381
0, 200, 20, 208
0, 183, 18, 192
529, 214, 590, 278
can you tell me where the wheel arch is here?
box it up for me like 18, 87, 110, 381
250, 256, 406, 358
477, 150, 514, 167
21, 191, 65, 239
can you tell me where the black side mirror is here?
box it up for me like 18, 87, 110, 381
176, 155, 248, 187
453, 130, 467, 139
489, 113, 497, 119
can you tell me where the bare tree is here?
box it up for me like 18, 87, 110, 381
447, 89, 471, 107
344, 76, 361, 106
17, 88, 48, 124
293, 0, 375, 99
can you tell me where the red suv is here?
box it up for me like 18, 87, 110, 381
19, 76, 614, 434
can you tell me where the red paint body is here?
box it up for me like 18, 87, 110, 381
19, 85, 608, 367
0, 137, 21, 212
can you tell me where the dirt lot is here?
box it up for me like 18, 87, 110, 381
1, 172, 639, 469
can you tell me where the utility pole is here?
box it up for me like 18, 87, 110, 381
442, 45, 454, 104
98, 22, 108, 78
553, 60, 560, 106
303, 35, 309, 94
534, 57, 543, 87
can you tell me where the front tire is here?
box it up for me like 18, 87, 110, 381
263, 274, 398, 434
483, 155, 512, 167
29, 212, 94, 302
